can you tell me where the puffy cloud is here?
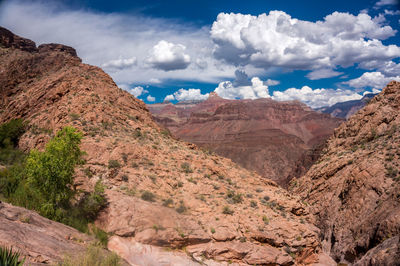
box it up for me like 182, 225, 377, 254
215, 77, 270, 99
164, 94, 175, 102
344, 71, 400, 89
271, 86, 365, 108
146, 40, 191, 71
211, 11, 400, 72
375, 0, 398, 8
146, 95, 156, 102
126, 86, 148, 97
169, 88, 209, 102
0, 1, 239, 85
101, 57, 137, 70
265, 79, 280, 86
384, 9, 400, 15
306, 68, 344, 80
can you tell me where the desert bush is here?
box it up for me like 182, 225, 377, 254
80, 180, 107, 220
0, 119, 25, 148
181, 162, 193, 173
226, 190, 243, 204
57, 245, 120, 266
222, 206, 234, 215
176, 202, 187, 213
108, 160, 121, 169
141, 191, 155, 202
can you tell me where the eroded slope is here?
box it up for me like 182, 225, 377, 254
293, 81, 400, 265
0, 27, 330, 265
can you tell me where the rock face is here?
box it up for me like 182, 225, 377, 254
293, 81, 400, 265
0, 201, 93, 265
149, 97, 342, 186
0, 27, 329, 265
316, 93, 377, 119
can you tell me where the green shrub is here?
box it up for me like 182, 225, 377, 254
0, 246, 25, 266
176, 202, 187, 213
226, 190, 243, 204
162, 198, 173, 207
91, 226, 109, 247
141, 191, 155, 202
0, 119, 25, 148
80, 180, 107, 220
181, 162, 193, 173
23, 127, 84, 219
108, 160, 121, 169
222, 206, 234, 215
57, 245, 120, 266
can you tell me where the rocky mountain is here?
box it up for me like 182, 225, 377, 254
0, 27, 333, 265
316, 93, 377, 119
292, 81, 400, 265
149, 95, 342, 187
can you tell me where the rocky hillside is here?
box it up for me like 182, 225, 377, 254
149, 95, 342, 186
0, 27, 335, 265
316, 93, 377, 119
292, 81, 400, 265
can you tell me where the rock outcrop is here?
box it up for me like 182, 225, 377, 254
149, 97, 342, 186
0, 202, 93, 264
0, 27, 329, 265
293, 81, 400, 264
316, 93, 377, 119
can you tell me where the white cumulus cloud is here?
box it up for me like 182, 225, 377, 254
101, 57, 137, 70
306, 68, 344, 80
271, 86, 366, 108
126, 86, 149, 97
146, 40, 191, 71
211, 11, 400, 73
165, 88, 209, 102
375, 0, 398, 8
164, 94, 175, 102
146, 95, 156, 102
344, 71, 400, 89
215, 77, 270, 99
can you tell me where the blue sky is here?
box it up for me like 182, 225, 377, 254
0, 0, 399, 108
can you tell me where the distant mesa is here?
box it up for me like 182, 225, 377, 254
148, 95, 342, 186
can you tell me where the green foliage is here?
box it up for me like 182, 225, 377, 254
91, 225, 109, 247
57, 245, 120, 266
0, 246, 25, 266
80, 180, 107, 220
24, 126, 84, 219
0, 119, 26, 166
0, 119, 25, 148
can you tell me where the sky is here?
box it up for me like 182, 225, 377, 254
0, 0, 399, 108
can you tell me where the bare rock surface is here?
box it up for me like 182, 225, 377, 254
0, 27, 329, 265
0, 201, 92, 264
293, 81, 400, 264
148, 96, 342, 186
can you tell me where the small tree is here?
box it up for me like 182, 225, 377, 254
25, 126, 84, 219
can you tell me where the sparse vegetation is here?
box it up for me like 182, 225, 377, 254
181, 162, 193, 173
226, 190, 243, 204
176, 201, 187, 213
222, 206, 234, 215
108, 159, 121, 169
0, 125, 107, 234
141, 191, 155, 202
57, 245, 120, 266
0, 246, 25, 266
